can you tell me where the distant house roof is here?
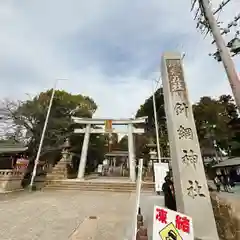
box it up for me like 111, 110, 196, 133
105, 151, 128, 157
212, 157, 240, 168
0, 143, 28, 154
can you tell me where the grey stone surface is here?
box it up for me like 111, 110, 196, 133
0, 190, 164, 240
140, 193, 165, 240
161, 53, 219, 239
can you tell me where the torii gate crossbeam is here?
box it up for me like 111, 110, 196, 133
72, 116, 147, 182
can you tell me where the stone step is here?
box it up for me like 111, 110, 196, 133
47, 180, 154, 187
45, 180, 155, 192
45, 186, 153, 192
47, 185, 152, 190
144, 179, 153, 183
46, 183, 153, 189
49, 182, 154, 187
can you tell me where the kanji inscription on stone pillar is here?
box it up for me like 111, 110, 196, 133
161, 53, 219, 240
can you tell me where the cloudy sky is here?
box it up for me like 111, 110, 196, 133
0, 0, 239, 119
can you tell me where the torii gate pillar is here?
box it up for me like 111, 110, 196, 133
128, 123, 136, 181
77, 124, 91, 179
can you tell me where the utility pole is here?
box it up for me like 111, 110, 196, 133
152, 79, 161, 162
29, 80, 58, 191
193, 0, 240, 111
132, 158, 143, 240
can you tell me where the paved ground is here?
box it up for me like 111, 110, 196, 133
0, 190, 164, 240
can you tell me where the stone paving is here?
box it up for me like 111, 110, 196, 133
0, 190, 164, 240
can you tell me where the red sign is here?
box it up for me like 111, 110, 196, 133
15, 158, 29, 170
153, 206, 193, 239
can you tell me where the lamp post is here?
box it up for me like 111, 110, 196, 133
132, 158, 143, 240
29, 79, 60, 191
152, 79, 161, 162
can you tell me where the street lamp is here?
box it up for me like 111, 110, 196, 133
152, 77, 163, 163
29, 79, 66, 191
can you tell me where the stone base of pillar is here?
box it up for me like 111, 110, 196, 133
136, 209, 148, 240
47, 157, 68, 181
0, 170, 24, 193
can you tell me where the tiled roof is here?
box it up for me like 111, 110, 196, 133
212, 157, 240, 168
0, 144, 28, 153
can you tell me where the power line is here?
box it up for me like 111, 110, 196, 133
191, 0, 240, 111
213, 0, 231, 15
193, 0, 240, 56
212, 12, 240, 44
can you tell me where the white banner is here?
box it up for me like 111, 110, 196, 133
153, 205, 194, 240
97, 164, 103, 173
153, 163, 169, 192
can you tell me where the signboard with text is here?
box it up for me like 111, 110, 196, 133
153, 205, 194, 240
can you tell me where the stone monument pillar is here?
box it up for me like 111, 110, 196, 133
77, 124, 91, 179
128, 123, 136, 181
161, 53, 219, 239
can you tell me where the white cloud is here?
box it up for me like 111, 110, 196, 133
0, 0, 239, 120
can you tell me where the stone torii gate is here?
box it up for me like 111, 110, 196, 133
72, 116, 147, 182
